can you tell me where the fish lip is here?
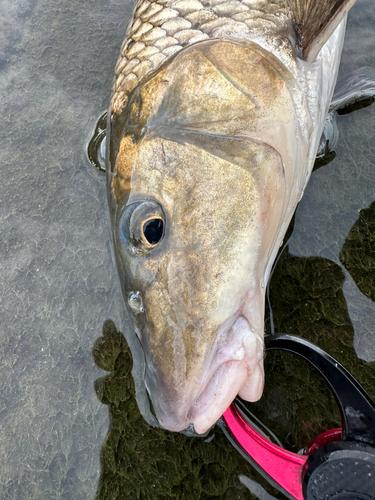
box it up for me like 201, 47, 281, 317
148, 360, 245, 434
187, 315, 262, 434
188, 358, 248, 435
188, 359, 237, 417
190, 314, 252, 393
144, 315, 263, 434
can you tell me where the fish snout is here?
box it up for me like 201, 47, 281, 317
144, 315, 265, 435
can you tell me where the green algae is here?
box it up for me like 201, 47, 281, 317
340, 201, 375, 302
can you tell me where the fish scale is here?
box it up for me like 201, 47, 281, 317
111, 0, 288, 116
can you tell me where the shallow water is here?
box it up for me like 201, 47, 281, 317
1, 0, 374, 499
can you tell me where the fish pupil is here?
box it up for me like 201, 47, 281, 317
142, 218, 164, 245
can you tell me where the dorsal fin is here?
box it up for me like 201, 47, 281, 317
286, 0, 357, 62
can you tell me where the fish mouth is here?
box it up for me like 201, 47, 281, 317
189, 359, 250, 434
147, 316, 265, 434
189, 316, 265, 434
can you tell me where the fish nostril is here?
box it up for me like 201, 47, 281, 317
128, 291, 144, 314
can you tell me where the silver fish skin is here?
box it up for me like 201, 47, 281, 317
106, 0, 352, 434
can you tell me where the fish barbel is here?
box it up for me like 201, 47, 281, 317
106, 0, 356, 433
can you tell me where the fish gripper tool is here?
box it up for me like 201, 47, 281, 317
221, 333, 375, 500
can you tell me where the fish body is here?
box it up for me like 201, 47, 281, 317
107, 0, 355, 433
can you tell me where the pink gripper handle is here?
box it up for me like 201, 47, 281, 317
223, 403, 343, 500
223, 403, 307, 500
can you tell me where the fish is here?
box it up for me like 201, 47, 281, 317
106, 0, 358, 434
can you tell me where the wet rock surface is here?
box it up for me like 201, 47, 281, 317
0, 0, 129, 497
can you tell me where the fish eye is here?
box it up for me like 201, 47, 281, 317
141, 217, 164, 246
117, 200, 165, 254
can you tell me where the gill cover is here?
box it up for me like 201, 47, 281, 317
107, 40, 301, 433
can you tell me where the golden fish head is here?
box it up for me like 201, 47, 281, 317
108, 40, 296, 433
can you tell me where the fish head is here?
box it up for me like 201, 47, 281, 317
108, 40, 297, 434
